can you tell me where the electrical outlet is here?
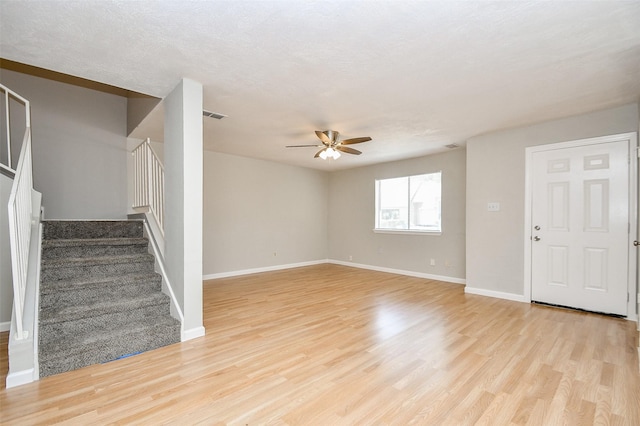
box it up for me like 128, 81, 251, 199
430, 258, 435, 266
487, 202, 500, 212
349, 255, 353, 261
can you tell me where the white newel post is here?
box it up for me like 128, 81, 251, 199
164, 79, 205, 340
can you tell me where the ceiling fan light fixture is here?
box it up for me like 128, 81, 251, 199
320, 147, 341, 160
287, 129, 372, 159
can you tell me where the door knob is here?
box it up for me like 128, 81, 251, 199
534, 225, 540, 231
634, 240, 639, 247
533, 236, 541, 241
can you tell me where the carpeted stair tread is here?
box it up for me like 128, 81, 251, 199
41, 253, 154, 268
40, 271, 161, 294
40, 315, 180, 355
42, 237, 148, 248
39, 317, 181, 377
39, 303, 174, 347
40, 253, 155, 282
40, 291, 170, 324
40, 279, 164, 313
40, 309, 177, 348
43, 220, 143, 240
41, 237, 149, 258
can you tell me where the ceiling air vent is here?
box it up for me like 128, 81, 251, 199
445, 143, 459, 149
203, 110, 227, 120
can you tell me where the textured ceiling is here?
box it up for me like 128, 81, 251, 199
1, 1, 639, 171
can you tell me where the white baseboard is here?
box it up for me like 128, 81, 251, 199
181, 326, 205, 342
464, 286, 528, 303
5, 368, 35, 389
0, 321, 9, 332
328, 259, 466, 285
202, 259, 328, 281
203, 259, 465, 285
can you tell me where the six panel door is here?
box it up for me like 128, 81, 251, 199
530, 140, 629, 315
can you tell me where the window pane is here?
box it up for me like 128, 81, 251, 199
409, 172, 441, 231
378, 177, 408, 229
375, 172, 441, 232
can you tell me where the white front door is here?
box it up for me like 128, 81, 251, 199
530, 138, 630, 315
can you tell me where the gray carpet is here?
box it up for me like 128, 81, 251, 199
39, 220, 181, 377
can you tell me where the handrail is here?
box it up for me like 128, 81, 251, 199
132, 138, 165, 235
1, 84, 30, 175
7, 126, 33, 341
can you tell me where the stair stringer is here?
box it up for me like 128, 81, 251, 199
133, 213, 187, 340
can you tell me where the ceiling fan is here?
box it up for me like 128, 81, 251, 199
286, 130, 372, 159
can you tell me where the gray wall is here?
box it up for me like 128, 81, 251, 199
328, 148, 466, 280
466, 103, 639, 297
202, 151, 330, 276
127, 95, 161, 136
0, 69, 128, 219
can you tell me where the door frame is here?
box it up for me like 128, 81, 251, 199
523, 132, 638, 320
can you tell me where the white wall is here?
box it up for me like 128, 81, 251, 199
0, 69, 128, 219
0, 174, 13, 328
328, 149, 466, 280
203, 151, 329, 276
163, 78, 204, 337
466, 103, 639, 297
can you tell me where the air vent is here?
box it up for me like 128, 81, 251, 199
445, 143, 459, 149
203, 110, 227, 120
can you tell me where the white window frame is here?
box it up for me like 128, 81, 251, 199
374, 171, 442, 236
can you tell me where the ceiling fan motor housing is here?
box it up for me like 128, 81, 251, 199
324, 130, 339, 145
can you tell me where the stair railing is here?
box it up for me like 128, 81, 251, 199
4, 84, 33, 341
1, 84, 29, 176
132, 138, 164, 235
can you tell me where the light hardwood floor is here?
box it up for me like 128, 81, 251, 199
1, 264, 639, 425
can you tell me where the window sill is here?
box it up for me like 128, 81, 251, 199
373, 229, 442, 236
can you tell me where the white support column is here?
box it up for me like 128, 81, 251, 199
164, 79, 204, 340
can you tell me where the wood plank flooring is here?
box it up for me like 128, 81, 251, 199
1, 264, 639, 425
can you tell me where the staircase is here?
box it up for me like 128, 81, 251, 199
38, 220, 180, 377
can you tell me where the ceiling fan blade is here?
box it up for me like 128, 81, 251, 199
314, 148, 326, 158
336, 146, 362, 155
340, 136, 372, 145
286, 144, 322, 148
315, 130, 331, 145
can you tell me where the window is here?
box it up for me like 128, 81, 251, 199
375, 172, 441, 233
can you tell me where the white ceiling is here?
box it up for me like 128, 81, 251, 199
1, 1, 639, 171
